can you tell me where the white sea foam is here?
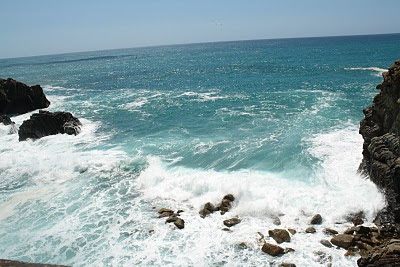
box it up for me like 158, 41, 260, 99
344, 67, 387, 77
131, 125, 385, 266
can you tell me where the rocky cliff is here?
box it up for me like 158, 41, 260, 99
359, 60, 400, 231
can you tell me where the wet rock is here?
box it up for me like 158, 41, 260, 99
310, 214, 323, 225
158, 208, 174, 214
272, 215, 281, 226
346, 211, 366, 226
305, 227, 316, 233
356, 226, 371, 236
344, 227, 356, 235
284, 248, 295, 254
222, 228, 232, 232
324, 228, 338, 235
0, 114, 12, 125
261, 242, 285, 256
174, 218, 185, 229
268, 229, 291, 244
288, 228, 296, 235
204, 202, 216, 212
357, 239, 400, 266
0, 78, 50, 114
19, 110, 81, 141
320, 239, 333, 248
223, 217, 241, 227
199, 208, 212, 218
331, 234, 355, 249
223, 194, 235, 202
159, 211, 174, 218
313, 251, 332, 266
238, 242, 248, 249
345, 249, 356, 257
165, 216, 178, 223
280, 263, 296, 267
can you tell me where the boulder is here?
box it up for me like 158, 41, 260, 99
320, 239, 333, 248
0, 114, 13, 125
280, 264, 296, 267
310, 214, 323, 225
268, 229, 291, 244
324, 228, 338, 235
0, 78, 50, 114
358, 239, 400, 266
288, 228, 296, 235
174, 218, 185, 229
305, 227, 316, 233
223, 218, 241, 227
18, 110, 81, 141
331, 234, 355, 249
261, 242, 285, 256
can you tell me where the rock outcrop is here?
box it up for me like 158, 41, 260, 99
0, 78, 50, 114
359, 60, 400, 229
19, 110, 82, 141
0, 114, 13, 125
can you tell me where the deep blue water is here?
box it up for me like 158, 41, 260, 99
0, 34, 399, 266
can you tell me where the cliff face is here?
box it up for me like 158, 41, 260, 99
359, 60, 400, 228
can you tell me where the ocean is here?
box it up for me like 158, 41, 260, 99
0, 34, 400, 266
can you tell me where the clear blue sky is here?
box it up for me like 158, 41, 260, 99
1, 0, 399, 59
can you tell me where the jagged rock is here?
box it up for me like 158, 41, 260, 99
324, 228, 338, 235
331, 234, 355, 249
359, 60, 400, 225
268, 229, 291, 244
223, 218, 241, 227
261, 242, 285, 256
0, 259, 68, 266
0, 78, 50, 114
305, 227, 316, 233
358, 239, 400, 266
288, 228, 296, 235
310, 214, 323, 225
174, 218, 185, 229
321, 239, 333, 248
0, 114, 12, 125
18, 110, 81, 141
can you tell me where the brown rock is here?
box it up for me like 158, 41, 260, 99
0, 259, 68, 267
159, 208, 174, 214
223, 218, 241, 227
305, 227, 316, 233
261, 242, 285, 256
324, 228, 338, 235
280, 264, 296, 267
288, 228, 296, 235
331, 234, 354, 249
284, 248, 295, 253
159, 211, 174, 218
268, 229, 291, 244
310, 214, 323, 225
223, 194, 235, 202
174, 218, 185, 229
165, 216, 178, 223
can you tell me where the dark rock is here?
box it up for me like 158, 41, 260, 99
223, 218, 241, 227
320, 239, 333, 248
261, 242, 285, 256
165, 216, 178, 223
222, 228, 232, 232
268, 229, 291, 244
271, 215, 281, 226
346, 211, 366, 226
0, 114, 13, 125
159, 211, 174, 218
305, 227, 316, 233
280, 263, 296, 267
356, 226, 372, 236
18, 110, 81, 141
344, 227, 356, 235
0, 259, 68, 266
359, 60, 400, 226
358, 239, 400, 266
199, 208, 212, 218
310, 214, 323, 225
223, 194, 235, 202
331, 234, 355, 249
174, 218, 185, 229
204, 202, 216, 212
324, 228, 338, 235
284, 247, 295, 253
238, 242, 248, 249
0, 78, 50, 114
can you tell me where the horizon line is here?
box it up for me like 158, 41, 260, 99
1, 32, 399, 61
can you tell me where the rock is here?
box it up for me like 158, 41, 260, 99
356, 226, 371, 236
313, 251, 332, 266
223, 194, 235, 202
199, 208, 212, 218
324, 228, 338, 235
0, 114, 12, 125
359, 60, 400, 226
280, 263, 296, 267
346, 211, 366, 226
320, 239, 333, 248
358, 239, 400, 266
159, 211, 174, 218
331, 234, 355, 249
165, 216, 178, 223
222, 228, 232, 232
261, 242, 285, 256
174, 218, 185, 229
272, 215, 281, 226
310, 214, 323, 225
18, 110, 81, 141
223, 218, 241, 227
0, 259, 69, 266
305, 227, 316, 233
353, 217, 365, 226
204, 202, 216, 212
268, 229, 291, 244
345, 249, 356, 257
288, 228, 296, 235
344, 227, 356, 235
284, 248, 295, 253
238, 242, 248, 249
0, 78, 50, 114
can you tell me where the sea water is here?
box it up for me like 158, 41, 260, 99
1, 34, 400, 266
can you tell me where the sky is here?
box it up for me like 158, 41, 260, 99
1, 0, 400, 59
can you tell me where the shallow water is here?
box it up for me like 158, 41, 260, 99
1, 34, 400, 266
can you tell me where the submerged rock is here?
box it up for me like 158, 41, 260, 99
261, 242, 285, 256
268, 229, 291, 244
0, 78, 50, 114
18, 110, 81, 141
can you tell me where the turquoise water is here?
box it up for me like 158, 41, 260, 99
0, 34, 399, 266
